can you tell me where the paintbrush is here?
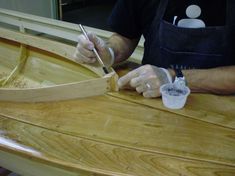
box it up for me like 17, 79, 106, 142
79, 24, 109, 74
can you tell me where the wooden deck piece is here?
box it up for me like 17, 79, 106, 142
0, 116, 235, 176
0, 95, 234, 168
108, 91, 235, 129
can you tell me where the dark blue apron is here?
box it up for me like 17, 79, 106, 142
142, 0, 235, 69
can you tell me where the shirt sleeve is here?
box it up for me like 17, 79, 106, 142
108, 0, 142, 39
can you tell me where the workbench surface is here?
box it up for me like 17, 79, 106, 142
0, 80, 235, 176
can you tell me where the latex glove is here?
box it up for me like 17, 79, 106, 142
118, 65, 172, 98
73, 32, 114, 67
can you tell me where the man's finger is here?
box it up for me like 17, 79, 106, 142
87, 32, 105, 49
118, 69, 140, 88
143, 89, 161, 98
130, 76, 144, 87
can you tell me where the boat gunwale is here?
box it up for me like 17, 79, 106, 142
0, 27, 118, 102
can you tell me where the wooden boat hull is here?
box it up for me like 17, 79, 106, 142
0, 28, 118, 102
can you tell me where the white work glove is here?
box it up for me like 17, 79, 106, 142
118, 65, 172, 98
73, 32, 114, 67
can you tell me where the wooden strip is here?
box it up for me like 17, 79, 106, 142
0, 44, 28, 87
0, 8, 145, 46
0, 76, 113, 102
0, 96, 234, 167
0, 8, 144, 64
0, 116, 235, 176
0, 7, 112, 43
108, 91, 235, 129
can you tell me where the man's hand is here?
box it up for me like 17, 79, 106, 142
73, 32, 114, 67
118, 65, 172, 98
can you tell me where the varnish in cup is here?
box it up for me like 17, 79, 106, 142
160, 83, 190, 109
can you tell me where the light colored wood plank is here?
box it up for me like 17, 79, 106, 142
108, 91, 235, 129
0, 75, 113, 102
0, 116, 235, 176
0, 95, 234, 167
0, 7, 113, 43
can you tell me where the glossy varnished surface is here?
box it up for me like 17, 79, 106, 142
0, 90, 235, 175
0, 44, 234, 175
0, 10, 234, 175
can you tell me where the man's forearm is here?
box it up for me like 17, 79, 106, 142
107, 33, 140, 63
170, 66, 235, 95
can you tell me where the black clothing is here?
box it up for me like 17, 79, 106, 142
164, 0, 226, 26
108, 0, 235, 69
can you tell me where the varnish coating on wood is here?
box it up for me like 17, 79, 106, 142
0, 9, 235, 176
0, 115, 235, 176
0, 93, 235, 176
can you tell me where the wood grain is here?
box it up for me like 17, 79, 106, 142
0, 27, 111, 77
0, 44, 28, 86
113, 63, 235, 130
0, 9, 234, 176
108, 91, 235, 129
0, 116, 235, 176
0, 95, 234, 167
0, 33, 118, 102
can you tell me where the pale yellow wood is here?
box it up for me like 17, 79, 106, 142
0, 76, 113, 102
0, 27, 108, 77
0, 29, 118, 102
0, 116, 235, 176
0, 95, 234, 167
0, 27, 77, 69
108, 91, 235, 129
1, 39, 99, 87
0, 44, 28, 86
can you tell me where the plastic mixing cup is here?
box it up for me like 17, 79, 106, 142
160, 83, 190, 109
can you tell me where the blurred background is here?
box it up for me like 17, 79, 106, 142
0, 0, 117, 30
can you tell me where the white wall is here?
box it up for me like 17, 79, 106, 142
0, 0, 58, 19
